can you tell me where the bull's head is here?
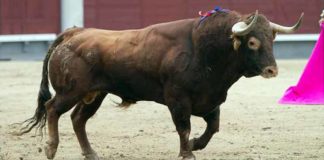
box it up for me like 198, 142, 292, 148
231, 11, 303, 78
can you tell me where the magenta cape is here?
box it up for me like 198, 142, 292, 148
279, 23, 324, 105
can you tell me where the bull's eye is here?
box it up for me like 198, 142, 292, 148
248, 37, 261, 51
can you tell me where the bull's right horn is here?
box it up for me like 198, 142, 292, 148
270, 13, 304, 33
232, 10, 259, 36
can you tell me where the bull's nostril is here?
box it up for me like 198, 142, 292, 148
267, 68, 274, 74
262, 66, 278, 77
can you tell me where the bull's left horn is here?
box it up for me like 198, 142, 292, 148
270, 13, 304, 33
232, 10, 259, 36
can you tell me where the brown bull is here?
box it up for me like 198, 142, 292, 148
20, 10, 303, 160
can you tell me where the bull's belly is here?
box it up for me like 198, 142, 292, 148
106, 75, 165, 105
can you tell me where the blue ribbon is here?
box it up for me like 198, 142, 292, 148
199, 6, 229, 25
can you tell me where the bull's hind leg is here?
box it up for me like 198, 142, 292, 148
45, 94, 81, 159
71, 92, 107, 160
189, 107, 220, 151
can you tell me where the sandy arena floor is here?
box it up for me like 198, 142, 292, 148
0, 60, 323, 160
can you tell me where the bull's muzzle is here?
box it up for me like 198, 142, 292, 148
261, 66, 278, 78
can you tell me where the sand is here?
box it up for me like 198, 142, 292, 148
0, 60, 323, 160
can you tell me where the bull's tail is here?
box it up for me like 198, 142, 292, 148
17, 27, 84, 136
18, 32, 67, 136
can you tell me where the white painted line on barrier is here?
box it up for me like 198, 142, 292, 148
275, 34, 319, 42
0, 34, 56, 43
0, 33, 319, 43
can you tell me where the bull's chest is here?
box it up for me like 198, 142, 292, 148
191, 89, 227, 117
189, 76, 240, 117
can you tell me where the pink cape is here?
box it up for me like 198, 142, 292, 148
279, 23, 324, 105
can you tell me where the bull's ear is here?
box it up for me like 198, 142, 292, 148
233, 36, 241, 51
272, 30, 277, 41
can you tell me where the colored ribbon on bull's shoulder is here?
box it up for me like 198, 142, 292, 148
198, 6, 229, 26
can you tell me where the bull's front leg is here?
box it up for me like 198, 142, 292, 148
168, 103, 195, 160
189, 106, 220, 151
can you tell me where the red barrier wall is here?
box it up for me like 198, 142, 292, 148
85, 0, 324, 33
0, 0, 60, 34
0, 0, 322, 34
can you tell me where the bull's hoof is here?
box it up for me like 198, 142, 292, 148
44, 145, 57, 159
178, 151, 196, 160
83, 153, 99, 160
182, 155, 196, 160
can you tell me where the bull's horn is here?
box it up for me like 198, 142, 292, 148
270, 13, 304, 33
232, 10, 259, 36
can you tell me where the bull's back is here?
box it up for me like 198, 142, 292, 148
54, 19, 195, 75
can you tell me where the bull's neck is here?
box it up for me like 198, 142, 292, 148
191, 18, 244, 88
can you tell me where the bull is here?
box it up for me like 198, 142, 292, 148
20, 9, 303, 160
